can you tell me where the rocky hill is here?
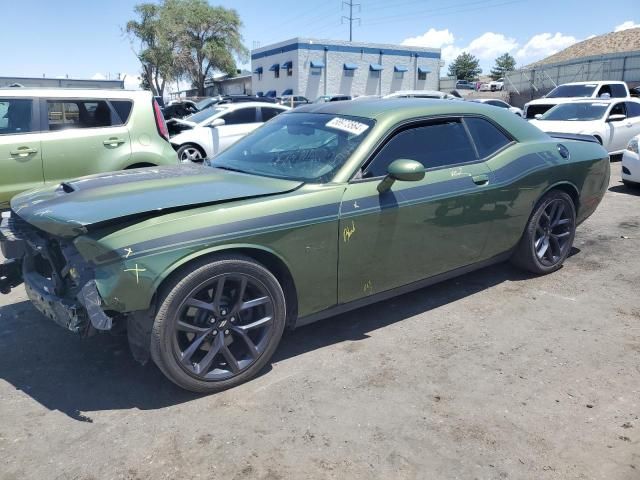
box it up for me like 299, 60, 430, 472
529, 27, 640, 67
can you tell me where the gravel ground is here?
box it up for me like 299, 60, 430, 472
0, 162, 638, 480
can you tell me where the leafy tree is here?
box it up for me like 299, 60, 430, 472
166, 0, 247, 96
490, 53, 516, 80
447, 52, 482, 81
126, 3, 182, 97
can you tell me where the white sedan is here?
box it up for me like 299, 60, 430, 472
170, 102, 290, 162
470, 98, 523, 116
622, 134, 640, 187
529, 99, 640, 155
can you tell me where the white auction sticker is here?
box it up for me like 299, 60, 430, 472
325, 117, 369, 136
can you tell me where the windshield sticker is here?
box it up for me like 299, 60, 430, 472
592, 103, 608, 106
585, 84, 597, 87
326, 117, 369, 136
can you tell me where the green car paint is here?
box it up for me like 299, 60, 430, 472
2, 99, 609, 332
0, 89, 178, 209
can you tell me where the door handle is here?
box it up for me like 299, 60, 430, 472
472, 174, 489, 186
10, 147, 38, 157
103, 138, 126, 147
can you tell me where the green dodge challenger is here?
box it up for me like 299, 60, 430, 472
0, 99, 609, 392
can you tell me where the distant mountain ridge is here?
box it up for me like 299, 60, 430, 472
528, 27, 640, 67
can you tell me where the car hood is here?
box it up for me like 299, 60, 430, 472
528, 119, 600, 134
11, 164, 303, 238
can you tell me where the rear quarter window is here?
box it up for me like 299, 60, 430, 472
464, 117, 512, 158
110, 100, 133, 124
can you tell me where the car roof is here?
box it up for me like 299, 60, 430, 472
0, 88, 152, 99
560, 81, 626, 86
221, 101, 290, 109
385, 90, 445, 97
472, 98, 506, 102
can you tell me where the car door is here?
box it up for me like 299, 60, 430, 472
40, 98, 132, 182
605, 102, 631, 152
212, 106, 260, 153
623, 101, 640, 146
338, 117, 497, 304
0, 97, 43, 208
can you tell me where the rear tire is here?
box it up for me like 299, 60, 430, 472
177, 143, 206, 163
510, 190, 576, 274
151, 255, 286, 393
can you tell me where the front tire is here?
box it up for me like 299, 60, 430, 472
151, 255, 286, 393
510, 190, 576, 274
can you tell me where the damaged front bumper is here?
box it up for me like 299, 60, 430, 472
0, 213, 113, 335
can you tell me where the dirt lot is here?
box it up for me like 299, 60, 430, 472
0, 162, 638, 480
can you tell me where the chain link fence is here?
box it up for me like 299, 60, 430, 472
504, 51, 640, 108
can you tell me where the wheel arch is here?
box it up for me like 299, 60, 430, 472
539, 181, 580, 214
154, 244, 299, 329
125, 162, 157, 169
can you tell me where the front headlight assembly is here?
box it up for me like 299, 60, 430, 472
627, 138, 639, 154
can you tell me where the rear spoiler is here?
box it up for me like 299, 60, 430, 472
547, 132, 600, 144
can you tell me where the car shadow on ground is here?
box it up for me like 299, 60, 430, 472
609, 183, 640, 196
0, 261, 534, 421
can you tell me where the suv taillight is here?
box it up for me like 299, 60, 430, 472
153, 98, 169, 141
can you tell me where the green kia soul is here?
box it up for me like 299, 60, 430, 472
0, 88, 178, 209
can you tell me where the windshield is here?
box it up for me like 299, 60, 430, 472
540, 102, 609, 121
546, 84, 597, 98
209, 113, 375, 182
195, 98, 218, 110
186, 106, 226, 124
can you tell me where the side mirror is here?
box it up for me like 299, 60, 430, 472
607, 113, 626, 122
534, 114, 543, 120
209, 118, 225, 127
377, 159, 425, 193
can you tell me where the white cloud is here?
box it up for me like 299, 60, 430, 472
121, 73, 142, 90
614, 20, 640, 32
401, 28, 455, 49
516, 33, 577, 61
402, 28, 517, 70
466, 32, 518, 60
91, 72, 107, 80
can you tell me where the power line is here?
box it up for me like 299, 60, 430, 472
341, 0, 361, 42
364, 0, 524, 27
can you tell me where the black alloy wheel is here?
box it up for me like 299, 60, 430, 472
533, 198, 574, 267
174, 274, 274, 380
151, 255, 286, 393
511, 190, 576, 274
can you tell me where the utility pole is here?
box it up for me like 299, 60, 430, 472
341, 0, 360, 42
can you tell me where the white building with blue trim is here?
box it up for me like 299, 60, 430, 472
251, 37, 441, 99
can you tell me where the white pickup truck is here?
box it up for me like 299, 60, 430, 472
523, 81, 630, 119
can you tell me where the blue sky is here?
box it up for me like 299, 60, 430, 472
1, 0, 637, 90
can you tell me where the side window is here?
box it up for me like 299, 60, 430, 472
610, 102, 626, 117
625, 102, 640, 118
597, 85, 612, 98
110, 100, 133, 124
261, 107, 284, 122
364, 120, 477, 178
610, 84, 628, 98
0, 98, 33, 134
47, 100, 114, 130
222, 107, 257, 125
464, 117, 512, 158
